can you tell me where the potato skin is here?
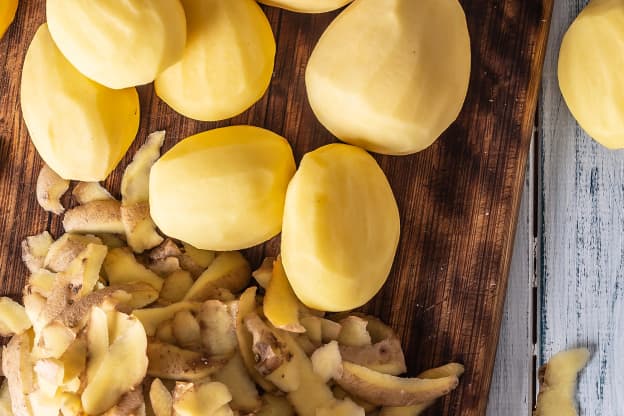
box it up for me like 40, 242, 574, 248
149, 126, 295, 251
21, 25, 139, 181
281, 144, 400, 312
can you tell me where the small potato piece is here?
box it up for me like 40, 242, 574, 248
155, 0, 275, 121
104, 248, 164, 291
172, 381, 232, 416
36, 164, 70, 214
534, 348, 590, 416
63, 200, 125, 234
102, 387, 144, 416
258, 0, 352, 13
558, 0, 624, 149
184, 252, 251, 301
150, 378, 173, 416
264, 258, 305, 333
316, 398, 365, 416
21, 24, 140, 181
72, 182, 114, 204
0, 0, 18, 40
213, 354, 261, 412
21, 231, 53, 273
160, 270, 194, 304
300, 316, 322, 346
0, 297, 32, 337
0, 380, 12, 416
198, 300, 237, 356
2, 331, 35, 416
150, 126, 296, 250
338, 316, 372, 347
46, 0, 186, 89
311, 341, 343, 383
155, 320, 177, 345
43, 233, 102, 273
182, 243, 216, 269
281, 144, 400, 311
340, 337, 406, 376
337, 362, 459, 407
147, 341, 229, 381
172, 310, 202, 350
132, 301, 200, 336
256, 394, 294, 416
306, 0, 470, 155
252, 257, 274, 289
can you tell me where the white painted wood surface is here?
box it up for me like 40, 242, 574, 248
488, 0, 624, 416
489, 1, 624, 414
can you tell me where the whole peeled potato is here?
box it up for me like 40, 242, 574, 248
558, 0, 624, 149
21, 25, 140, 181
155, 0, 275, 121
257, 0, 353, 13
46, 0, 186, 89
0, 0, 17, 39
281, 144, 400, 312
306, 0, 471, 155
149, 126, 295, 251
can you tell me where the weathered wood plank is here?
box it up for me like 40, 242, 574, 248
487, 139, 535, 416
539, 1, 624, 414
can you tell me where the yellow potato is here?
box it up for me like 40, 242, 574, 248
46, 0, 186, 89
21, 25, 139, 181
306, 0, 471, 155
150, 126, 295, 250
558, 0, 624, 149
258, 0, 352, 13
281, 144, 400, 311
0, 0, 17, 40
155, 0, 275, 121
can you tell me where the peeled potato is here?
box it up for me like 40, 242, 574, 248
46, 0, 186, 89
0, 0, 17, 39
306, 0, 471, 155
150, 126, 295, 250
281, 144, 400, 311
21, 24, 139, 181
155, 0, 275, 121
558, 0, 624, 149
257, 0, 352, 13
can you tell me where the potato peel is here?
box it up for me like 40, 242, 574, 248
36, 164, 70, 215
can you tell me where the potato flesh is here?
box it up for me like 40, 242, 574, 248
46, 0, 186, 89
264, 258, 305, 332
558, 0, 624, 149
21, 24, 139, 181
258, 0, 352, 13
36, 164, 69, 215
103, 248, 164, 292
172, 381, 232, 416
155, 0, 275, 121
306, 0, 470, 155
281, 144, 400, 311
0, 0, 17, 39
150, 126, 295, 251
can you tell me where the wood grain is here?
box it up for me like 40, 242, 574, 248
539, 1, 624, 414
0, 1, 553, 414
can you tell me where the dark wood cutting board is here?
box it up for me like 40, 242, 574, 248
0, 1, 553, 414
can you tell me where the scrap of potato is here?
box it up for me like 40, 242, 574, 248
63, 200, 125, 234
198, 300, 237, 356
146, 341, 229, 381
311, 341, 342, 383
182, 242, 216, 269
36, 164, 70, 215
316, 398, 365, 416
2, 331, 35, 416
159, 270, 194, 304
0, 0, 17, 40
133, 301, 201, 337
263, 257, 305, 333
172, 381, 233, 416
121, 131, 165, 253
184, 251, 251, 301
72, 182, 114, 205
0, 380, 12, 415
0, 297, 32, 336
337, 316, 372, 347
101, 387, 145, 416
214, 353, 261, 412
256, 394, 295, 416
150, 378, 173, 416
332, 385, 376, 413
21, 231, 53, 273
258, 0, 353, 13
534, 348, 590, 416
104, 248, 164, 291
252, 257, 274, 289
172, 310, 202, 351
43, 233, 102, 273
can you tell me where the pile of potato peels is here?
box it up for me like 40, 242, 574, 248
0, 133, 463, 416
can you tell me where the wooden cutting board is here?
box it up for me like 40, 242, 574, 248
0, 1, 553, 414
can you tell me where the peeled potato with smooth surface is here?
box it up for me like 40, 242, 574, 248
257, 0, 353, 13
281, 144, 400, 311
306, 0, 471, 155
0, 0, 17, 39
21, 25, 139, 181
46, 0, 186, 89
558, 0, 624, 149
155, 0, 275, 121
150, 126, 295, 251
